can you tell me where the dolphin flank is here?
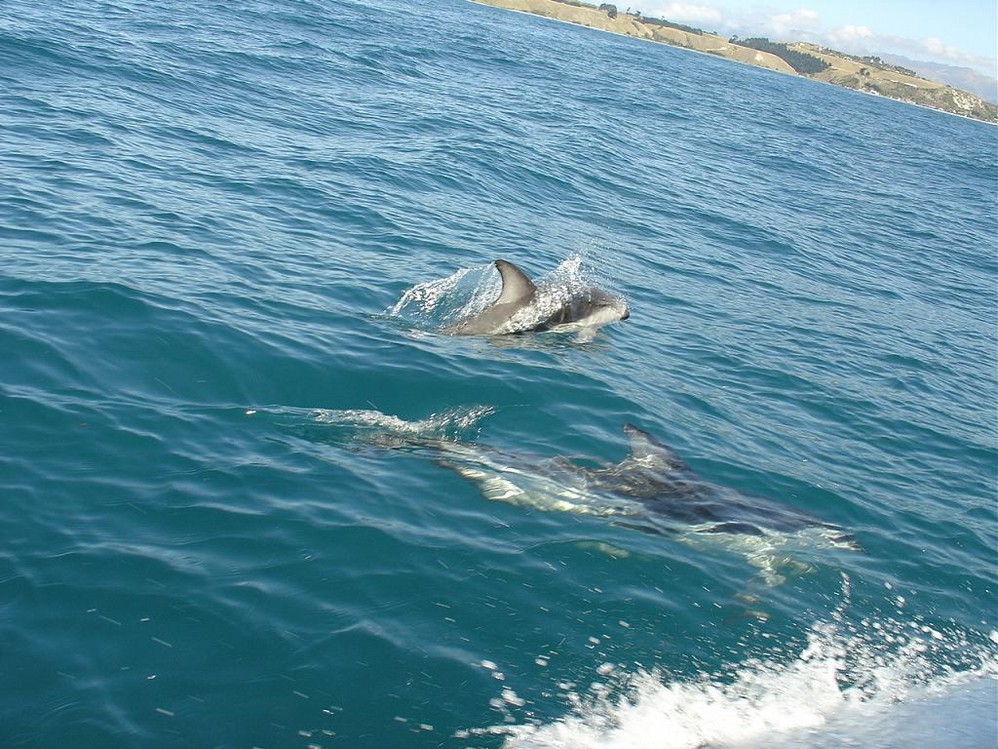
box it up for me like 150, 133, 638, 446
446, 259, 629, 335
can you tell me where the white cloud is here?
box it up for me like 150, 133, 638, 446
646, 3, 723, 26
835, 24, 873, 42
767, 8, 820, 37
632, 2, 997, 76
909, 37, 994, 73
771, 9, 818, 28
641, 4, 823, 39
922, 37, 964, 61
824, 27, 995, 73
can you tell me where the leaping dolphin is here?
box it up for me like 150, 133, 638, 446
446, 259, 629, 335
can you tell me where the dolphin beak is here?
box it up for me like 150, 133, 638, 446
620, 307, 630, 321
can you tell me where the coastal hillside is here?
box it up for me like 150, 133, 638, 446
789, 42, 998, 123
471, 0, 998, 123
471, 0, 795, 74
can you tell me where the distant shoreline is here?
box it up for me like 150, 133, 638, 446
469, 0, 998, 125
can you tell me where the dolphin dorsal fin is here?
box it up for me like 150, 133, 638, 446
494, 260, 536, 305
623, 424, 691, 473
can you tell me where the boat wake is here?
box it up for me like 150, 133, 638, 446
465, 603, 997, 749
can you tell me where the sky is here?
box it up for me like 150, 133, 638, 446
631, 1, 998, 76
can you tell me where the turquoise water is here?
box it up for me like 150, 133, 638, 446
2, 0, 996, 747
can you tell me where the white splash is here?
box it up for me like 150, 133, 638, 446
470, 617, 998, 749
311, 404, 495, 441
386, 262, 499, 328
386, 280, 447, 317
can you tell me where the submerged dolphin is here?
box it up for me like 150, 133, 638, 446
446, 259, 629, 335
361, 418, 857, 584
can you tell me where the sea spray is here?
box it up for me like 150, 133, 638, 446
252, 404, 497, 445
387, 263, 499, 330
465, 615, 997, 749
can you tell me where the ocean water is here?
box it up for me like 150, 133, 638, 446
1, 0, 996, 747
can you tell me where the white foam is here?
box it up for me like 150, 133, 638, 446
472, 618, 998, 749
311, 405, 494, 440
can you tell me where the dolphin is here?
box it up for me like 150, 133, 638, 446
446, 259, 629, 335
448, 426, 857, 584
330, 410, 858, 585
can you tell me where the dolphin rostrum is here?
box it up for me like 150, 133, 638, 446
446, 259, 629, 335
